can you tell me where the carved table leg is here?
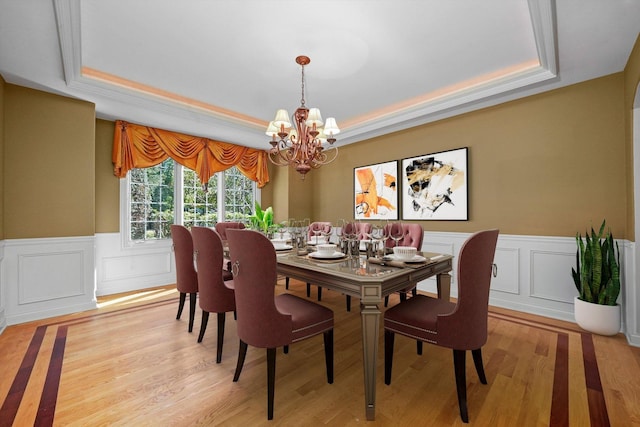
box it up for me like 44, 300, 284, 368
361, 302, 381, 421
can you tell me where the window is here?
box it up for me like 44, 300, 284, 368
122, 160, 257, 244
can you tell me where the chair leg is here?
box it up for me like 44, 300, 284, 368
472, 348, 487, 384
317, 286, 322, 301
188, 292, 197, 333
197, 311, 209, 343
417, 340, 423, 355
323, 329, 334, 384
233, 340, 248, 382
384, 330, 395, 385
233, 310, 237, 320
267, 347, 277, 420
283, 345, 289, 354
285, 277, 290, 289
216, 312, 226, 363
399, 292, 408, 303
412, 287, 417, 297
384, 295, 390, 307
453, 349, 469, 423
306, 283, 311, 297
346, 295, 351, 312
176, 292, 186, 320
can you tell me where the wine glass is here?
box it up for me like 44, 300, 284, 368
320, 224, 333, 244
310, 222, 322, 245
389, 221, 404, 248
335, 219, 346, 253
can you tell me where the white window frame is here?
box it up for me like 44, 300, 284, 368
120, 162, 259, 249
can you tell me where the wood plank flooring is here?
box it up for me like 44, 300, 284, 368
1, 279, 639, 426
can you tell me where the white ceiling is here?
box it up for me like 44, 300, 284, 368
1, 0, 639, 150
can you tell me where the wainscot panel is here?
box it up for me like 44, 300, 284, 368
95, 233, 176, 296
3, 236, 96, 325
417, 232, 634, 346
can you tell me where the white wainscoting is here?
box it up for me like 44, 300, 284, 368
417, 232, 636, 345
2, 236, 96, 325
95, 233, 175, 296
0, 232, 636, 346
0, 242, 6, 335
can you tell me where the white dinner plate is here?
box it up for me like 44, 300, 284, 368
389, 254, 428, 263
309, 251, 347, 259
274, 245, 293, 251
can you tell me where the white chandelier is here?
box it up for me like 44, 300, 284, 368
266, 56, 339, 179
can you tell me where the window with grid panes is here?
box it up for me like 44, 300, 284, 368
125, 161, 256, 242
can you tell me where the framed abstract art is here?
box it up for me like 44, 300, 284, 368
401, 147, 468, 220
354, 161, 398, 220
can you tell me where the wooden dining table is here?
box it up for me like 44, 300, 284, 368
276, 250, 453, 421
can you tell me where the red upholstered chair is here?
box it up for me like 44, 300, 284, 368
170, 225, 198, 333
344, 222, 372, 311
384, 229, 499, 423
215, 221, 246, 273
214, 221, 245, 240
383, 222, 424, 307
191, 226, 236, 363
226, 229, 334, 420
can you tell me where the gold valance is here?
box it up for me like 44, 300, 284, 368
112, 120, 269, 188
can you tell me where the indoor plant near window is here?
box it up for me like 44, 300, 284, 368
571, 220, 621, 335
248, 201, 278, 236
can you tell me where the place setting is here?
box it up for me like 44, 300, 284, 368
307, 243, 348, 263
367, 246, 432, 269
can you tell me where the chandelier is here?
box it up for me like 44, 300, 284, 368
266, 55, 339, 179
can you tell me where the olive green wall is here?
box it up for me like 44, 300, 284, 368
8, 60, 637, 241
4, 85, 95, 238
0, 75, 5, 240
624, 34, 640, 238
95, 119, 119, 233
309, 74, 629, 239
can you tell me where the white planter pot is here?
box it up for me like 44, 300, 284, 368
574, 296, 621, 336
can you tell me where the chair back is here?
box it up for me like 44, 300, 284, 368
226, 229, 292, 348
437, 229, 499, 350
384, 223, 424, 249
355, 222, 372, 240
308, 222, 332, 240
170, 225, 198, 293
191, 227, 236, 313
215, 221, 246, 241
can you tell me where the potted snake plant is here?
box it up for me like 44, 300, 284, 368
571, 220, 621, 335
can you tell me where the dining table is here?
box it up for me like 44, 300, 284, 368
275, 249, 453, 421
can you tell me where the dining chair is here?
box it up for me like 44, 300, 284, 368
226, 229, 334, 420
170, 225, 199, 333
383, 222, 424, 307
191, 226, 236, 363
383, 229, 499, 423
215, 221, 246, 272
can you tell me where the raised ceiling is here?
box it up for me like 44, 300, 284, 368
1, 0, 639, 149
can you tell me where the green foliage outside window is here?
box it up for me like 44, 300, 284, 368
129, 160, 255, 242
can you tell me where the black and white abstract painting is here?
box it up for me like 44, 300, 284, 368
401, 147, 468, 220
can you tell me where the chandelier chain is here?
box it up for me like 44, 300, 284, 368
300, 63, 306, 107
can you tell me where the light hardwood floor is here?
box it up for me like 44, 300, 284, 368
1, 279, 639, 426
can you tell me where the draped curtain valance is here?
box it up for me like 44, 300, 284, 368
112, 120, 270, 188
